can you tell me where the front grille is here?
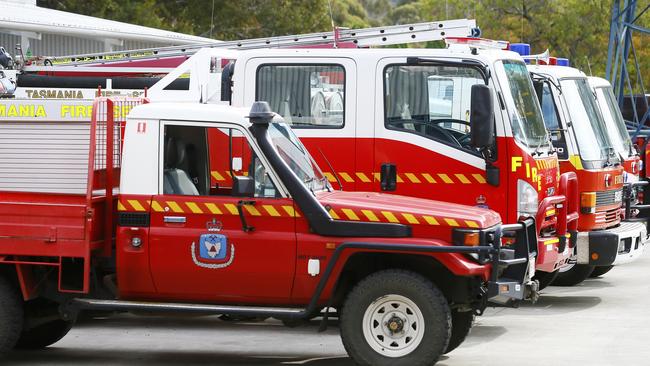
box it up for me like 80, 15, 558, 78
118, 212, 150, 227
596, 189, 622, 207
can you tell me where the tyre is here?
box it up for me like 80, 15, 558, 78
16, 299, 72, 349
0, 276, 24, 356
590, 265, 614, 278
444, 309, 473, 354
552, 264, 595, 286
533, 270, 559, 290
340, 270, 451, 366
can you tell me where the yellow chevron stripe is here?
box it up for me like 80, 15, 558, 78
569, 155, 584, 170
204, 203, 222, 215
396, 174, 404, 183
283, 205, 300, 217
166, 201, 184, 213
224, 203, 239, 215
444, 218, 459, 226
244, 205, 261, 216
127, 199, 146, 212
465, 220, 479, 228
422, 173, 437, 183
438, 174, 454, 184
263, 205, 281, 217
211, 171, 226, 181
356, 172, 371, 183
455, 174, 471, 184
185, 202, 204, 214
373, 172, 380, 182
328, 209, 340, 219
405, 173, 421, 183
150, 200, 164, 212
361, 209, 379, 222
423, 215, 439, 225
117, 201, 126, 211
339, 172, 355, 183
324, 172, 337, 183
472, 173, 486, 184
402, 213, 420, 224
382, 211, 399, 223
342, 208, 360, 220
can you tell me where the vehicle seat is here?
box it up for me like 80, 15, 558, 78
163, 137, 199, 195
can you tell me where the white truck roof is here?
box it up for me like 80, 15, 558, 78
527, 64, 587, 79
234, 46, 525, 64
128, 102, 284, 126
588, 76, 611, 88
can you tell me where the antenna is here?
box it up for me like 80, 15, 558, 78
586, 56, 593, 76
210, 0, 215, 39
328, 0, 335, 29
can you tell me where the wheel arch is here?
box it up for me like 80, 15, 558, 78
331, 252, 481, 309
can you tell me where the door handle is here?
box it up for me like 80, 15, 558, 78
237, 200, 256, 232
164, 216, 186, 224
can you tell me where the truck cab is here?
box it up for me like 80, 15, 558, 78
527, 64, 647, 284
0, 98, 534, 364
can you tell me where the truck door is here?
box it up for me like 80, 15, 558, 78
240, 58, 366, 190
148, 121, 297, 303
375, 58, 505, 212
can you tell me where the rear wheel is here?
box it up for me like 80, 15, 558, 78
16, 299, 72, 349
340, 270, 451, 366
534, 270, 559, 290
552, 263, 595, 286
590, 265, 614, 278
444, 309, 473, 354
0, 276, 23, 356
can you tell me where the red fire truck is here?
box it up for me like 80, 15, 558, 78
0, 97, 533, 365
4, 25, 578, 289
523, 60, 647, 285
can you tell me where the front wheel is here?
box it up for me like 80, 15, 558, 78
444, 309, 473, 354
534, 270, 559, 290
590, 265, 614, 278
0, 276, 24, 356
340, 270, 451, 366
552, 264, 595, 286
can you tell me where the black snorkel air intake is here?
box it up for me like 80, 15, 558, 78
248, 102, 411, 238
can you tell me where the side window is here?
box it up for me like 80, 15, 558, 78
256, 64, 344, 127
539, 82, 569, 159
384, 64, 484, 153
162, 125, 278, 198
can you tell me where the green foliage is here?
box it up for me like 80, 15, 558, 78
37, 0, 649, 88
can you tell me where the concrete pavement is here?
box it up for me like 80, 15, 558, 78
5, 250, 649, 366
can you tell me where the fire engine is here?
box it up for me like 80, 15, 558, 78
589, 76, 649, 277
516, 48, 648, 285
2, 22, 576, 290
0, 97, 534, 365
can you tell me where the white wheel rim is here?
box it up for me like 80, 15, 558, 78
559, 262, 575, 273
362, 294, 425, 358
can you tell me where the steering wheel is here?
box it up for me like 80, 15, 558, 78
430, 119, 473, 149
405, 120, 462, 147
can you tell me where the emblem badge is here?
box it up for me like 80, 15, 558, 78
190, 219, 235, 269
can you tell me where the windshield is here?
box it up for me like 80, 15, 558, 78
497, 60, 549, 150
560, 78, 613, 161
594, 85, 634, 159
268, 122, 329, 192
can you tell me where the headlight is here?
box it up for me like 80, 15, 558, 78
517, 179, 538, 218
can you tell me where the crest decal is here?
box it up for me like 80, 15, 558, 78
190, 219, 235, 269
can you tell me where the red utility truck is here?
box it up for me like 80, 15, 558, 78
0, 98, 534, 365
525, 62, 647, 285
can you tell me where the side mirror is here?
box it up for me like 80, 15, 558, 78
232, 175, 255, 197
470, 84, 495, 150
